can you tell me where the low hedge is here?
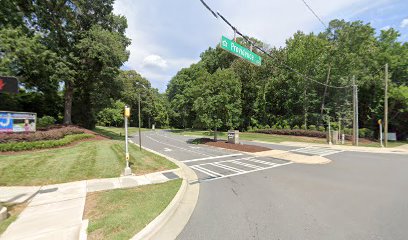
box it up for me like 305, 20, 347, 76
0, 126, 84, 143
255, 129, 327, 138
0, 133, 94, 152
255, 129, 355, 140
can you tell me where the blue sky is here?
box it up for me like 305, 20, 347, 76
113, 0, 408, 92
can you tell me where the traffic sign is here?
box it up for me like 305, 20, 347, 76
0, 77, 18, 94
220, 36, 262, 66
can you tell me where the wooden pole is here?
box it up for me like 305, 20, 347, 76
384, 63, 388, 147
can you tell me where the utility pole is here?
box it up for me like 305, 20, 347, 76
352, 76, 359, 146
384, 63, 388, 148
138, 93, 142, 151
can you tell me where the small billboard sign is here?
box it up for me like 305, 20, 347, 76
0, 111, 36, 133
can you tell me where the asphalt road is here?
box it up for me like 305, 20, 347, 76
131, 130, 408, 240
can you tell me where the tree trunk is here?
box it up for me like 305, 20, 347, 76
214, 126, 217, 141
63, 81, 73, 125
303, 88, 308, 130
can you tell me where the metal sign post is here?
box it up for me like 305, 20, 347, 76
124, 106, 132, 176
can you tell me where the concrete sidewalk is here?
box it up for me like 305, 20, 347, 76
0, 170, 181, 240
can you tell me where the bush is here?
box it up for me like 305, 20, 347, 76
283, 124, 291, 130
359, 128, 374, 139
0, 126, 84, 143
0, 133, 93, 152
97, 100, 125, 127
318, 126, 325, 132
308, 125, 317, 131
273, 124, 282, 130
292, 125, 300, 130
37, 116, 56, 128
343, 128, 352, 135
255, 129, 327, 138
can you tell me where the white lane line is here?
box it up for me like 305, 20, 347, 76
210, 163, 245, 173
189, 157, 255, 167
320, 150, 344, 156
201, 162, 293, 182
164, 148, 172, 152
155, 132, 230, 154
291, 147, 343, 156
191, 165, 224, 177
182, 153, 244, 163
246, 159, 277, 166
145, 134, 213, 157
229, 161, 262, 169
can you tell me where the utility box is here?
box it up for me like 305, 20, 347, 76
228, 130, 239, 144
326, 130, 339, 144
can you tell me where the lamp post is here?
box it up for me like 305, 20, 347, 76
124, 105, 132, 176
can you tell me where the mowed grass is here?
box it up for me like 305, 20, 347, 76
84, 179, 182, 240
0, 139, 177, 186
171, 129, 408, 148
171, 129, 326, 143
94, 126, 148, 140
0, 203, 27, 235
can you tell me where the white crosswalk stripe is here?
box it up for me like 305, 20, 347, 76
189, 157, 292, 182
290, 147, 343, 156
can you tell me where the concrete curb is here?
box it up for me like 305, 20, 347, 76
0, 206, 7, 222
251, 140, 408, 154
130, 143, 199, 240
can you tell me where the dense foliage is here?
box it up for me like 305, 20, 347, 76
167, 20, 408, 139
0, 0, 130, 128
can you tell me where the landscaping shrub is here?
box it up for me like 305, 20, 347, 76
0, 133, 93, 152
359, 128, 374, 139
255, 129, 327, 138
308, 125, 317, 131
292, 125, 300, 130
0, 126, 84, 143
343, 128, 352, 135
37, 116, 56, 128
318, 126, 325, 132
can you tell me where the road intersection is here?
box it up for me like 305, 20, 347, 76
131, 130, 408, 240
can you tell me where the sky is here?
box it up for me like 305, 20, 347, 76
113, 0, 408, 92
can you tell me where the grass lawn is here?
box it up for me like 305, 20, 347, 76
0, 139, 177, 186
94, 126, 148, 140
171, 129, 326, 143
0, 203, 27, 235
171, 129, 408, 148
84, 179, 182, 240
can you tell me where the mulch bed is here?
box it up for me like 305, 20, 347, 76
197, 138, 271, 153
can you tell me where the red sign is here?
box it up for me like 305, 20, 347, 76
0, 76, 18, 94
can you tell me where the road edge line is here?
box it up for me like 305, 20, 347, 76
130, 142, 199, 240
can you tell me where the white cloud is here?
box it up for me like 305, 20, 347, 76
142, 55, 168, 69
381, 25, 391, 31
400, 18, 408, 28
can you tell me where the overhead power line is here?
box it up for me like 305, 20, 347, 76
300, 0, 327, 28
197, 0, 352, 89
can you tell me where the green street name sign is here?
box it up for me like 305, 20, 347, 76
220, 35, 262, 66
